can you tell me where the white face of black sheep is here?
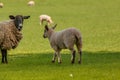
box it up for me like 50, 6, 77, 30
43, 24, 57, 38
9, 15, 30, 31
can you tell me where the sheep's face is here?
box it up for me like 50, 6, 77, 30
43, 24, 57, 38
43, 28, 49, 38
9, 15, 30, 31
43, 25, 50, 38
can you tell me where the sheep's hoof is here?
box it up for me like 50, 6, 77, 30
58, 62, 62, 64
78, 61, 81, 64
1, 62, 4, 64
52, 60, 55, 63
71, 62, 74, 64
71, 60, 75, 64
1, 61, 8, 64
5, 61, 8, 64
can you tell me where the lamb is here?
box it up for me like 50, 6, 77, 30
43, 24, 82, 64
39, 14, 53, 25
0, 15, 30, 63
0, 2, 4, 8
27, 0, 35, 6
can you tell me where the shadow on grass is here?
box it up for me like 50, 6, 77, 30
83, 51, 120, 65
7, 51, 120, 66
0, 51, 120, 72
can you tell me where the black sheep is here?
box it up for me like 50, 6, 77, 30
0, 15, 30, 63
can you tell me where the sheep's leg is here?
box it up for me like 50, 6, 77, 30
4, 50, 8, 63
52, 49, 61, 64
41, 20, 44, 25
78, 50, 82, 64
40, 19, 42, 25
71, 50, 76, 64
1, 49, 8, 64
54, 50, 62, 64
52, 52, 57, 63
57, 51, 62, 64
1, 51, 5, 63
47, 20, 50, 25
76, 45, 82, 64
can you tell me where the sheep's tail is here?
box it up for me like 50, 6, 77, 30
75, 33, 82, 52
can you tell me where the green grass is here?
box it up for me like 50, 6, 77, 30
0, 0, 120, 80
0, 51, 120, 80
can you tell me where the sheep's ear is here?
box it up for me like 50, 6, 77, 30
9, 15, 15, 19
45, 25, 49, 31
23, 16, 30, 19
52, 24, 57, 29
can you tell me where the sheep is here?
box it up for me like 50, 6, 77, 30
0, 15, 30, 63
0, 2, 4, 8
39, 14, 53, 25
43, 24, 82, 64
27, 0, 35, 6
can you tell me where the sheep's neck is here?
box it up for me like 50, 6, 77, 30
48, 30, 55, 40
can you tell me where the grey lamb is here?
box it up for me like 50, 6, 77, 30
43, 24, 82, 64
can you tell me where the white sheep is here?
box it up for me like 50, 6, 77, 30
39, 14, 53, 25
43, 24, 82, 64
0, 15, 30, 63
0, 2, 4, 8
27, 0, 35, 6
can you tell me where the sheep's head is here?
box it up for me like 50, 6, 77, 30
43, 24, 57, 38
9, 15, 30, 31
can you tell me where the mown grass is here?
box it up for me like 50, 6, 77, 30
0, 51, 120, 80
0, 0, 119, 53
0, 0, 120, 80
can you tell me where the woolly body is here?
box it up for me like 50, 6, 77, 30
0, 2, 3, 8
28, 1, 35, 6
49, 28, 82, 50
39, 15, 53, 25
0, 20, 22, 50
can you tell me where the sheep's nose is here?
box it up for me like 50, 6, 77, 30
19, 23, 23, 27
18, 28, 21, 31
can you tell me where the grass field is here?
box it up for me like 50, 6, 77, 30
0, 0, 120, 80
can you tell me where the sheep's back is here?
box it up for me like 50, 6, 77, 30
59, 28, 81, 40
62, 28, 78, 44
51, 28, 81, 49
